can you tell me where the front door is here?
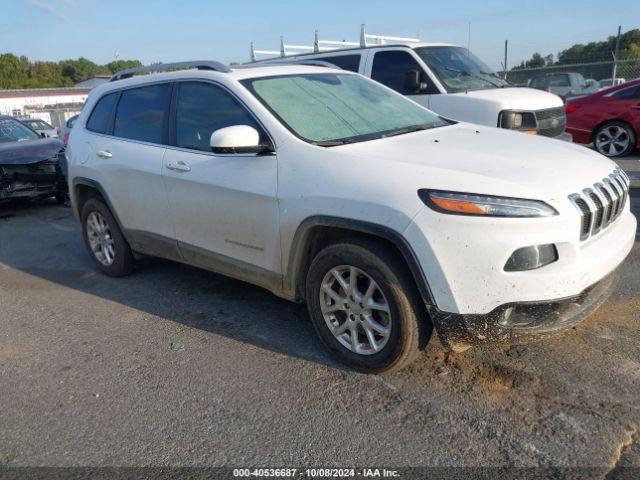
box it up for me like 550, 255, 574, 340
366, 48, 437, 109
162, 81, 280, 286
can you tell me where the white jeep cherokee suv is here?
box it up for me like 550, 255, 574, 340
66, 61, 636, 373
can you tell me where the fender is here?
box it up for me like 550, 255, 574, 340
71, 177, 131, 244
285, 215, 435, 306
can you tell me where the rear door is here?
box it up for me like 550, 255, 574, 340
162, 80, 280, 282
85, 83, 177, 255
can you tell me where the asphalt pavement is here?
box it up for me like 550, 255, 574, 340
0, 190, 639, 476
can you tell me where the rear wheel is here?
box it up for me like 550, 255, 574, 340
306, 238, 431, 373
594, 121, 636, 157
81, 198, 134, 277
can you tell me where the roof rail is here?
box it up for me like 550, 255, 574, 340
249, 24, 420, 61
110, 60, 231, 81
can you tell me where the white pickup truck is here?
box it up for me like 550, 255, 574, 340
252, 35, 570, 140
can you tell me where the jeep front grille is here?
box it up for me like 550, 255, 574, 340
535, 107, 566, 137
569, 168, 630, 241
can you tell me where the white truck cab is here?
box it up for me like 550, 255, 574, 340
250, 28, 570, 140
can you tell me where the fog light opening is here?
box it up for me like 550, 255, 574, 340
504, 244, 558, 272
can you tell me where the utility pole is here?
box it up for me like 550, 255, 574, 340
503, 40, 508, 79
612, 25, 621, 82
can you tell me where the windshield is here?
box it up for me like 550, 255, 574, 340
0, 118, 40, 143
415, 46, 509, 93
242, 73, 447, 145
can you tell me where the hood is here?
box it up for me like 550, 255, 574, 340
0, 138, 64, 166
452, 87, 563, 111
335, 123, 617, 200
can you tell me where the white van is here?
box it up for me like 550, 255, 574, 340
251, 28, 570, 140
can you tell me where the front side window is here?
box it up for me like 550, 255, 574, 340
0, 118, 41, 143
114, 84, 171, 143
371, 50, 435, 95
243, 73, 447, 145
415, 46, 509, 92
87, 92, 118, 134
318, 54, 361, 73
175, 82, 264, 152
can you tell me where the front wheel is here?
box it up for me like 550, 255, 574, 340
594, 121, 636, 157
306, 239, 431, 373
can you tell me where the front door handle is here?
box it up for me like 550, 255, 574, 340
96, 150, 112, 159
167, 161, 191, 172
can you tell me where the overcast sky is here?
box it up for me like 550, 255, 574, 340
2, 0, 639, 69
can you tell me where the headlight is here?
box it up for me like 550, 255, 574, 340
418, 190, 558, 217
498, 110, 537, 133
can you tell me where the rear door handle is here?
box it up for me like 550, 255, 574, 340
167, 161, 191, 172
96, 150, 112, 159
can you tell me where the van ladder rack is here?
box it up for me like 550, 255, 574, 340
238, 59, 339, 69
249, 24, 420, 61
110, 60, 231, 82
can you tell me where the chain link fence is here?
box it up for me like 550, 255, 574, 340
502, 57, 640, 88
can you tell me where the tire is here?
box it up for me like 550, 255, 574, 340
594, 121, 636, 158
306, 238, 431, 373
80, 197, 135, 277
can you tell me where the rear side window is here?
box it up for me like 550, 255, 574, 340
371, 50, 434, 95
114, 84, 171, 143
318, 55, 361, 72
612, 85, 640, 100
175, 82, 264, 152
86, 92, 118, 134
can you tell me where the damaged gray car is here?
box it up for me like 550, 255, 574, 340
0, 115, 67, 204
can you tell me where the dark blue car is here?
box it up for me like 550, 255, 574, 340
0, 115, 67, 203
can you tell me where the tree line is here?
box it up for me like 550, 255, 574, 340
0, 55, 142, 89
513, 28, 640, 70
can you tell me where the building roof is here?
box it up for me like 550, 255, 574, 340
74, 76, 111, 88
0, 87, 91, 99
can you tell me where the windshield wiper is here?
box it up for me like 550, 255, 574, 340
480, 71, 510, 86
315, 123, 436, 146
314, 138, 358, 147
444, 67, 503, 88
381, 123, 435, 139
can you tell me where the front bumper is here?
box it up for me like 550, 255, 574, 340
0, 159, 66, 201
404, 201, 636, 315
429, 272, 616, 350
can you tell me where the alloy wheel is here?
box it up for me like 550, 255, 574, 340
596, 125, 630, 156
319, 265, 392, 355
86, 211, 116, 266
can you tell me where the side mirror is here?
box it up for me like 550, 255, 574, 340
405, 69, 428, 93
210, 125, 273, 154
40, 132, 47, 138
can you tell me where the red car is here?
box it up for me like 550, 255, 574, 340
566, 79, 640, 157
